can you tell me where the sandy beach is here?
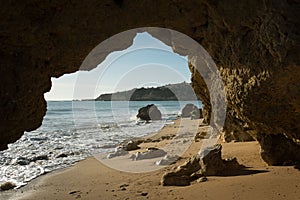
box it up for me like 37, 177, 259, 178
3, 118, 299, 200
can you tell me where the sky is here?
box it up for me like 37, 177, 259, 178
44, 32, 191, 101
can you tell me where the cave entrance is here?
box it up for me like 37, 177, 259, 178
45, 27, 226, 173
1, 29, 207, 186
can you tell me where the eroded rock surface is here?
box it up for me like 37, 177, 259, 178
161, 144, 244, 186
107, 147, 128, 159
258, 134, 300, 166
120, 140, 141, 151
0, 1, 299, 165
130, 148, 167, 161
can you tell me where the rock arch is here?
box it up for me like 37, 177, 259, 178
0, 0, 299, 165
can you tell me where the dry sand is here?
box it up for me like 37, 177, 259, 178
2, 119, 299, 200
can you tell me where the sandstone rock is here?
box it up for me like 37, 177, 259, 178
161, 144, 244, 186
161, 172, 191, 186
222, 131, 255, 143
161, 155, 201, 186
221, 120, 255, 142
107, 147, 128, 159
199, 144, 225, 176
155, 155, 180, 165
136, 104, 162, 121
258, 134, 300, 166
131, 149, 167, 161
120, 140, 141, 151
175, 155, 201, 176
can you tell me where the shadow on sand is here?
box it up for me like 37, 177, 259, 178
216, 168, 269, 177
294, 163, 300, 171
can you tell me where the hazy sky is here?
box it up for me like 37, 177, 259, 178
45, 32, 191, 101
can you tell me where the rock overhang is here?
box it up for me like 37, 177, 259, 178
0, 0, 299, 165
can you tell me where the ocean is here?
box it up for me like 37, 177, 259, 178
0, 100, 202, 188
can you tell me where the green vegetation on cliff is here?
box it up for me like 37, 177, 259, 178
95, 82, 199, 101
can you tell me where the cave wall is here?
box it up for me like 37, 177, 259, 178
0, 0, 299, 164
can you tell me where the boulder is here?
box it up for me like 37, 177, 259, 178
161, 144, 244, 186
16, 157, 30, 165
0, 182, 16, 190
175, 155, 201, 176
161, 172, 191, 186
107, 147, 128, 159
161, 155, 201, 186
136, 104, 162, 121
120, 140, 141, 151
31, 155, 49, 162
199, 144, 225, 176
131, 148, 167, 161
181, 104, 200, 118
155, 155, 180, 165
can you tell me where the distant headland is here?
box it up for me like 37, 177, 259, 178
95, 82, 200, 101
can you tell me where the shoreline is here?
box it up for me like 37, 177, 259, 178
1, 118, 299, 200
0, 118, 185, 198
0, 115, 178, 190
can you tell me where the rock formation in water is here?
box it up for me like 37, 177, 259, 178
0, 1, 299, 165
137, 104, 162, 121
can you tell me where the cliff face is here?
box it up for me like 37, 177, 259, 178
0, 0, 299, 165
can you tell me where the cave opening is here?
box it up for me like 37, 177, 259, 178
1, 30, 204, 187
0, 1, 299, 196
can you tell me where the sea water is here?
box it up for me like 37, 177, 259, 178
0, 100, 201, 188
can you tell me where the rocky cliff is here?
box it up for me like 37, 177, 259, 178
0, 0, 299, 165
